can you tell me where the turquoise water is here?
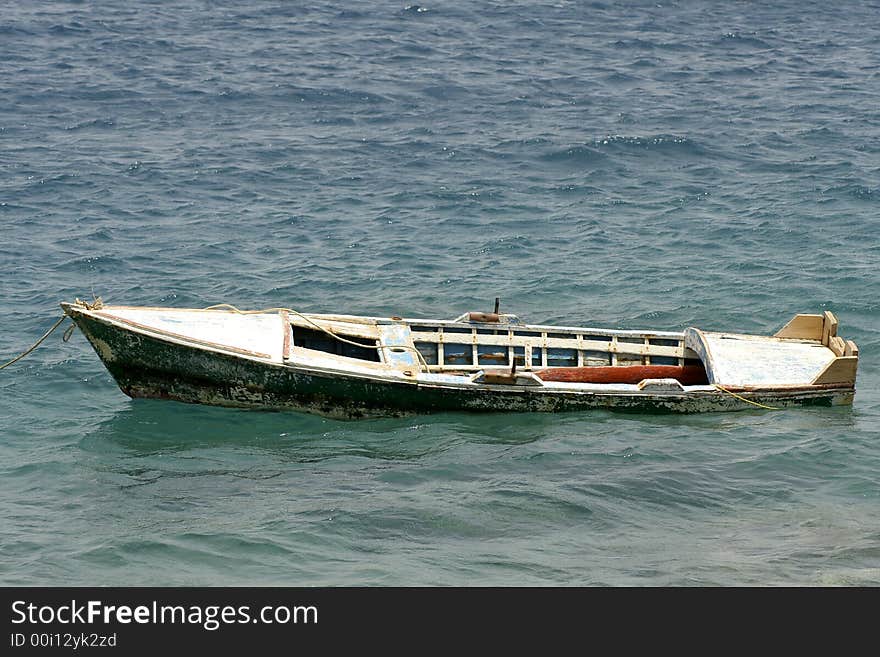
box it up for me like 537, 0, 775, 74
1, 0, 879, 585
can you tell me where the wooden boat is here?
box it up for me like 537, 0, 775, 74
61, 299, 859, 419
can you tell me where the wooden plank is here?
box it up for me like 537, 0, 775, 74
822, 311, 838, 346
844, 340, 859, 357
302, 313, 380, 325
536, 365, 708, 385
774, 314, 824, 340
828, 336, 846, 357
288, 346, 387, 372
281, 310, 291, 361
289, 316, 380, 340
811, 356, 858, 385
417, 329, 686, 357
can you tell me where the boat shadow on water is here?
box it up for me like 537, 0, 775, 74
78, 399, 556, 463
72, 398, 862, 494
79, 398, 573, 458
78, 394, 859, 460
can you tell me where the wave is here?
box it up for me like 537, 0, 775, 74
540, 145, 608, 163
48, 23, 91, 37
271, 85, 392, 105
718, 32, 773, 49
821, 183, 880, 203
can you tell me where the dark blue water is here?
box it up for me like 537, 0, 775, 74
2, 1, 878, 585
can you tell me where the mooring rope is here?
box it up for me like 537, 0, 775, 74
0, 315, 69, 371
203, 303, 431, 373
713, 384, 779, 410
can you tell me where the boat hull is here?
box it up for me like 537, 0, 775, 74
66, 308, 853, 419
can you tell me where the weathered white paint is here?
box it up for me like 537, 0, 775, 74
685, 328, 835, 386
287, 346, 397, 377
94, 307, 285, 362
417, 372, 477, 385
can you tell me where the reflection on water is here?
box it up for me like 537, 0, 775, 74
81, 393, 860, 458
72, 394, 864, 507
80, 399, 550, 464
51, 365, 880, 588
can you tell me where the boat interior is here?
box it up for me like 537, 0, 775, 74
289, 310, 711, 386
288, 308, 857, 389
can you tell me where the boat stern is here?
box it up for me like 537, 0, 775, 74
684, 311, 858, 406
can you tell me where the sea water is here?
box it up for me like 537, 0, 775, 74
1, 1, 878, 585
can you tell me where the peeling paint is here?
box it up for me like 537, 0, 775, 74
90, 336, 118, 364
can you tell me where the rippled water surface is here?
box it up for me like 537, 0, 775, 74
2, 1, 879, 585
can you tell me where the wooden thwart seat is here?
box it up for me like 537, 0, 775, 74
535, 364, 708, 385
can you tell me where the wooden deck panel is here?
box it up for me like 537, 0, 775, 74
685, 328, 837, 387
95, 307, 285, 362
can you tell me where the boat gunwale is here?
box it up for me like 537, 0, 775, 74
72, 304, 690, 340
63, 304, 699, 370
385, 318, 686, 340
61, 303, 696, 374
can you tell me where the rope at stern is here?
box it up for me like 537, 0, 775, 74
713, 384, 780, 410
